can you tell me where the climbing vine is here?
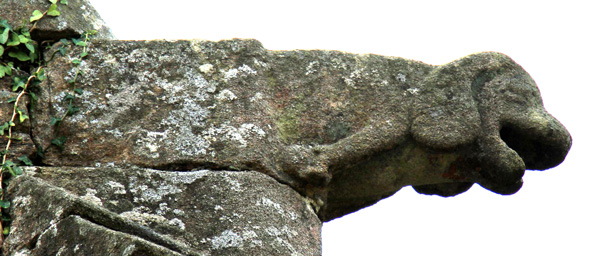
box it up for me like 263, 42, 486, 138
48, 30, 96, 151
0, 0, 93, 242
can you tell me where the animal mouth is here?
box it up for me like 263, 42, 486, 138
478, 115, 572, 195
499, 122, 571, 171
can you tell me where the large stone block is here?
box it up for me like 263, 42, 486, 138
4, 167, 321, 255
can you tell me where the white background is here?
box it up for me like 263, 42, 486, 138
88, 0, 605, 255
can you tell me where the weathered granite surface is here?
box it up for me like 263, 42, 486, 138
31, 39, 572, 220
4, 167, 321, 255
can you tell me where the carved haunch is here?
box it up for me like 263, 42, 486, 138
33, 39, 571, 221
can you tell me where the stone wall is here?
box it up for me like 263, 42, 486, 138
6, 167, 321, 255
0, 1, 571, 255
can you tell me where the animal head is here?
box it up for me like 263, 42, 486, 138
411, 52, 571, 196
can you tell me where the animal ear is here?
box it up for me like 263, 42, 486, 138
410, 61, 481, 149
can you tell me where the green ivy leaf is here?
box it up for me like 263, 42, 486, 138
8, 51, 31, 61
30, 10, 44, 22
17, 108, 29, 122
7, 97, 16, 103
29, 51, 37, 62
0, 200, 9, 209
63, 93, 75, 101
0, 19, 11, 30
7, 32, 20, 46
18, 34, 29, 43
49, 0, 58, 3
8, 136, 22, 141
12, 76, 26, 91
74, 88, 83, 95
17, 156, 33, 166
0, 45, 4, 57
35, 67, 45, 78
75, 40, 87, 47
48, 4, 61, 16
51, 136, 67, 150
25, 42, 36, 53
0, 28, 10, 44
0, 63, 10, 78
29, 92, 39, 104
60, 0, 68, 5
1, 160, 17, 176
80, 51, 88, 58
10, 165, 23, 176
2, 226, 9, 236
72, 59, 81, 65
20, 28, 31, 37
35, 68, 46, 81
0, 122, 9, 136
36, 146, 45, 158
66, 104, 79, 116
58, 46, 67, 56
1, 164, 11, 174
50, 116, 62, 126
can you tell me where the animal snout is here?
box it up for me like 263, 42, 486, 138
478, 110, 571, 195
499, 111, 572, 171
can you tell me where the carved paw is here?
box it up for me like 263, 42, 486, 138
279, 145, 331, 187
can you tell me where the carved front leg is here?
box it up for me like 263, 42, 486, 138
316, 114, 411, 172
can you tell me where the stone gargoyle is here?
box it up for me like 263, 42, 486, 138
33, 39, 571, 221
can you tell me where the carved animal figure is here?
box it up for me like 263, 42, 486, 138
37, 39, 571, 221
257, 50, 571, 220
306, 52, 572, 220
